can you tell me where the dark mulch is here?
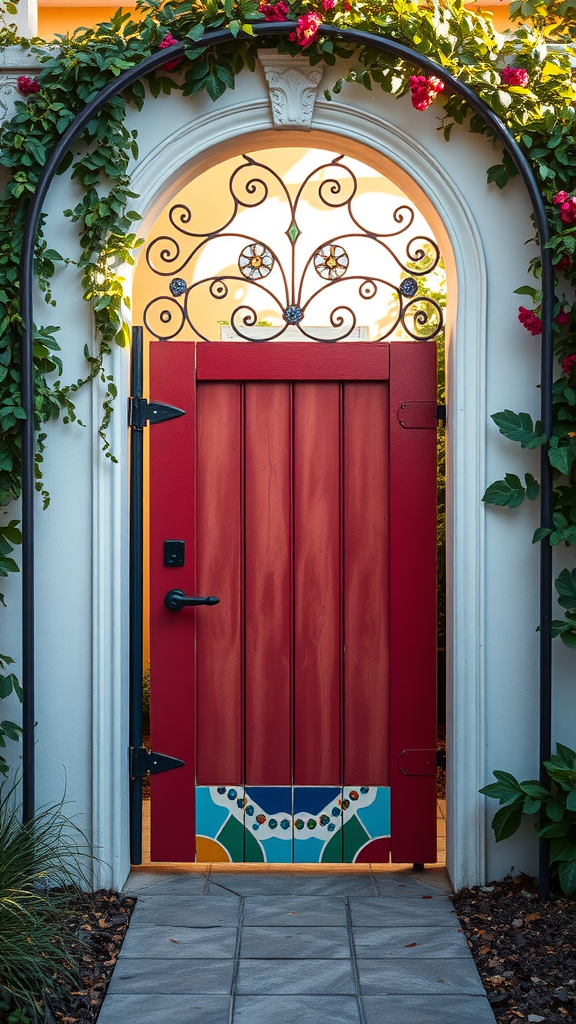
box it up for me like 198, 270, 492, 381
50, 889, 135, 1024
452, 874, 576, 1023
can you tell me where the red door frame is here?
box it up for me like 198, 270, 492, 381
149, 341, 437, 864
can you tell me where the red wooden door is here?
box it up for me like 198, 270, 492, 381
149, 342, 437, 864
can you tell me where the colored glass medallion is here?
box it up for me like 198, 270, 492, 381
283, 305, 303, 324
239, 242, 274, 280
169, 277, 187, 296
314, 244, 349, 280
400, 277, 418, 297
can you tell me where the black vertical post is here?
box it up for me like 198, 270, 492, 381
20, 237, 36, 825
129, 326, 144, 865
538, 248, 555, 902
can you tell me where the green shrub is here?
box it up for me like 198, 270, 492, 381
481, 743, 576, 896
0, 785, 89, 1021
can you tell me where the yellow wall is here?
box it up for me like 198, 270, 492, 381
38, 3, 513, 39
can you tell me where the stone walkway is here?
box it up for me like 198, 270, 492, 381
99, 868, 496, 1024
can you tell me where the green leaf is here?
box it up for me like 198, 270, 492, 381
523, 797, 542, 815
187, 22, 205, 41
560, 631, 576, 649
538, 820, 569, 838
556, 569, 576, 607
566, 788, 576, 812
555, 743, 576, 770
559, 861, 576, 895
491, 410, 546, 450
483, 474, 525, 509
491, 800, 523, 842
546, 799, 565, 822
525, 474, 539, 500
519, 780, 549, 800
549, 445, 574, 475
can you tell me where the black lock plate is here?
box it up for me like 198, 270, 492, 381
164, 539, 185, 567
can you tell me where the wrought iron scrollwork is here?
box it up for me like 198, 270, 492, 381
143, 154, 443, 342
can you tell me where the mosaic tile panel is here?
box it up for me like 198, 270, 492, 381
341, 786, 391, 863
195, 785, 391, 863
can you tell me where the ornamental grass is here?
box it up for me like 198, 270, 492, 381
0, 783, 89, 1022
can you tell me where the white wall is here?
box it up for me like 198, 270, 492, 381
1, 50, 567, 889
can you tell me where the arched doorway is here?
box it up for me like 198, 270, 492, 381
133, 142, 446, 866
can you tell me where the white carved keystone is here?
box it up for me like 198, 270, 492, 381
259, 51, 324, 130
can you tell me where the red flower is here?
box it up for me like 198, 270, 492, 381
518, 306, 542, 335
562, 353, 576, 376
554, 191, 569, 205
556, 255, 571, 271
288, 11, 322, 46
500, 66, 529, 88
556, 309, 571, 326
409, 74, 445, 111
17, 76, 39, 97
258, 1, 290, 20
159, 32, 181, 70
344, 0, 351, 8
322, 0, 335, 9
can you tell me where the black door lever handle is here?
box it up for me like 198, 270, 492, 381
165, 589, 220, 611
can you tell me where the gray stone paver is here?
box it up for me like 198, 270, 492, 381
241, 924, 351, 958
107, 958, 235, 994
98, 869, 495, 1024
242, 894, 348, 926
97, 994, 230, 1024
353, 924, 471, 958
236, 957, 356, 994
363, 994, 498, 1023
119, 922, 238, 958
349, 894, 456, 927
357, 957, 487, 995
131, 894, 240, 926
233, 995, 360, 1023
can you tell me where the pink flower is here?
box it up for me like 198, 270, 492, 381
258, 1, 290, 20
500, 66, 529, 88
556, 255, 571, 271
17, 76, 39, 97
559, 198, 576, 226
409, 74, 445, 111
322, 0, 335, 9
288, 11, 322, 46
553, 192, 576, 224
518, 306, 542, 335
562, 353, 576, 376
159, 32, 181, 70
556, 309, 571, 326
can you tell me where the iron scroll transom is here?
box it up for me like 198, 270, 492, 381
143, 153, 443, 343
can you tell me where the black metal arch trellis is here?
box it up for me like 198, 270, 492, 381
19, 22, 554, 893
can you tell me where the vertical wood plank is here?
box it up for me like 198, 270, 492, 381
149, 341, 196, 862
344, 382, 389, 785
244, 383, 292, 785
294, 383, 342, 786
389, 342, 437, 865
196, 381, 243, 784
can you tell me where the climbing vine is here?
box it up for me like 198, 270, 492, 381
0, 0, 575, 771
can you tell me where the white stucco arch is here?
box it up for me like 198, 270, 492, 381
17, 57, 544, 891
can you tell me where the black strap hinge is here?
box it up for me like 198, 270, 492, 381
437, 404, 446, 425
128, 397, 185, 429
129, 746, 185, 779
